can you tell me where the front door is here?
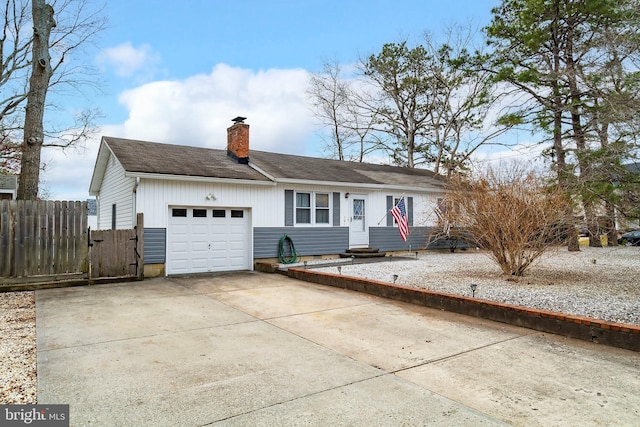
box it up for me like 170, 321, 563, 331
349, 195, 368, 247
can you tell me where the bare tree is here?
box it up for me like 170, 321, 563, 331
444, 164, 567, 277
307, 59, 352, 160
307, 59, 385, 161
17, 0, 55, 199
421, 24, 511, 177
0, 0, 105, 199
359, 41, 433, 168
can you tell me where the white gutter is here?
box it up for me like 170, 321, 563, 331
123, 172, 277, 186
121, 169, 443, 192
271, 178, 444, 192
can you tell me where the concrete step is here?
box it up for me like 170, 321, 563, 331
339, 251, 386, 258
344, 247, 381, 254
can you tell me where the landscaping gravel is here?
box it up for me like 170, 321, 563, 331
313, 246, 640, 326
0, 291, 36, 404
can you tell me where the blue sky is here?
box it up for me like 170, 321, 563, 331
43, 0, 511, 200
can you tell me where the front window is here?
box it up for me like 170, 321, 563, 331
296, 192, 311, 223
315, 193, 330, 224
296, 192, 331, 225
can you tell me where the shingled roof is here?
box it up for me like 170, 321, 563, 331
249, 150, 444, 188
91, 136, 445, 192
103, 137, 270, 182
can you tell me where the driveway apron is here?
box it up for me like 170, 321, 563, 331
36, 272, 640, 426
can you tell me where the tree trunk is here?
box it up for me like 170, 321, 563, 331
604, 200, 618, 246
584, 200, 602, 247
564, 16, 594, 252
16, 0, 55, 200
553, 99, 580, 252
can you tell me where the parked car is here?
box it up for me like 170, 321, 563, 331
618, 230, 640, 246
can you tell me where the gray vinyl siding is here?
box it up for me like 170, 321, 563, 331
370, 226, 471, 251
254, 227, 349, 258
284, 190, 294, 226
144, 228, 166, 264
332, 192, 340, 226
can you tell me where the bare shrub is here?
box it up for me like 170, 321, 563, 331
444, 164, 567, 276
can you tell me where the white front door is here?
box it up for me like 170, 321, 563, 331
349, 195, 368, 247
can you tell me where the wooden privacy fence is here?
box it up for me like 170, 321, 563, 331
1, 200, 143, 288
0, 200, 88, 282
89, 213, 144, 279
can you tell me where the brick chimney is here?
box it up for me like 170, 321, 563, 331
227, 116, 249, 164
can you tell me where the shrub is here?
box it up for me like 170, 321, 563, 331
444, 164, 567, 276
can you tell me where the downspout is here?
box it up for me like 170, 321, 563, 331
132, 177, 140, 226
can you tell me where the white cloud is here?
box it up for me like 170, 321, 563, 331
468, 139, 552, 176
96, 42, 160, 78
117, 64, 316, 154
41, 65, 320, 201
41, 125, 124, 201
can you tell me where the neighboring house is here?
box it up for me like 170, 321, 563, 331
87, 198, 98, 230
624, 162, 640, 174
0, 175, 17, 200
89, 118, 447, 276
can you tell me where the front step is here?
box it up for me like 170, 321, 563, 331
340, 247, 387, 258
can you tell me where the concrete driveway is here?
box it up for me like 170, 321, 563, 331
36, 272, 640, 426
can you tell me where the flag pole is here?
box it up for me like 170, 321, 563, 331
376, 195, 405, 225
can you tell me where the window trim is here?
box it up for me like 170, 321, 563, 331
294, 191, 332, 226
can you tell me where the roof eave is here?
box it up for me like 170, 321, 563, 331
123, 171, 277, 186
88, 138, 113, 195
273, 178, 443, 192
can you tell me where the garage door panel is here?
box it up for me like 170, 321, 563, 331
210, 241, 227, 251
229, 257, 246, 269
168, 207, 250, 274
189, 242, 210, 254
172, 242, 188, 252
190, 257, 209, 271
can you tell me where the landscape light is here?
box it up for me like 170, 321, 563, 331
304, 261, 308, 269
470, 283, 478, 297
393, 274, 398, 284
337, 266, 342, 274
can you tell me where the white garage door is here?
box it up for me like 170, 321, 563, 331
167, 207, 251, 275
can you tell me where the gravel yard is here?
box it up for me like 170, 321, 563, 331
1, 245, 638, 405
0, 291, 36, 404
314, 245, 640, 326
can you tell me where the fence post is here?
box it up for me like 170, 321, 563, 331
136, 213, 144, 280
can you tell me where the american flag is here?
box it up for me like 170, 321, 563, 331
390, 197, 409, 242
